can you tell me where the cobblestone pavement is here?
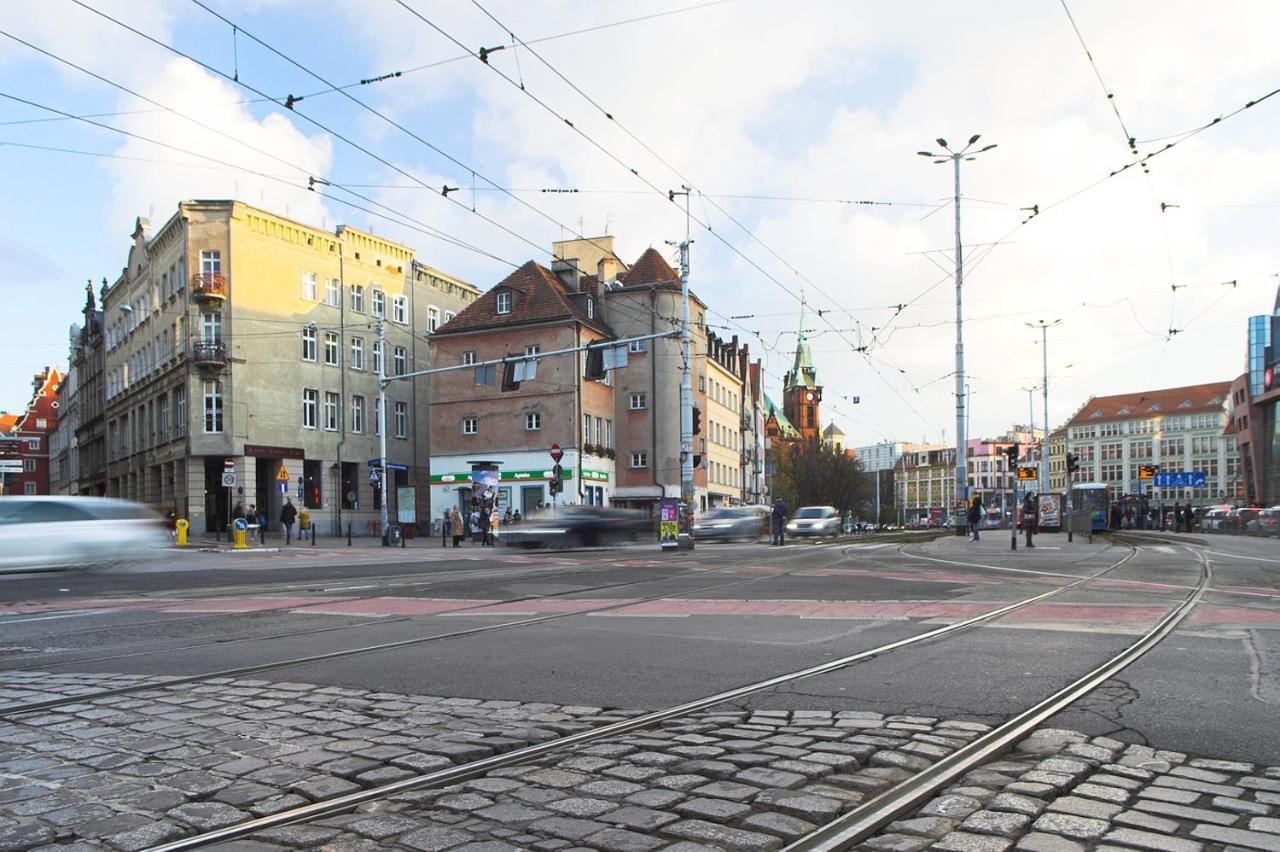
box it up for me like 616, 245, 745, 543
1, 672, 1277, 851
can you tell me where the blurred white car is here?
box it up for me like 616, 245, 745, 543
0, 497, 170, 572
786, 505, 841, 537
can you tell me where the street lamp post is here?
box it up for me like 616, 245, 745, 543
1026, 319, 1061, 496
919, 135, 998, 536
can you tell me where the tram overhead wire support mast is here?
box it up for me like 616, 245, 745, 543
918, 135, 998, 536
1026, 318, 1061, 494
667, 184, 695, 545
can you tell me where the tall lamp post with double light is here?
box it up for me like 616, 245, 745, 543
918, 135, 998, 536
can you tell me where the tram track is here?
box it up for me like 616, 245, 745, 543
136, 544, 1146, 850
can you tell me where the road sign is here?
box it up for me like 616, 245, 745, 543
369, 466, 382, 485
224, 457, 236, 471
276, 465, 290, 482
1137, 464, 1158, 480
1016, 466, 1038, 481
221, 472, 237, 488
0, 460, 22, 474
1154, 471, 1206, 488
549, 443, 563, 463
277, 482, 287, 493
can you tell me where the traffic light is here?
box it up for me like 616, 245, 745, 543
550, 463, 563, 495
1066, 452, 1079, 474
1005, 443, 1020, 465
692, 454, 702, 468
692, 406, 702, 435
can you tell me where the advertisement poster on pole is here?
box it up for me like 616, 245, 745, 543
659, 498, 679, 547
471, 468, 499, 508
396, 487, 417, 525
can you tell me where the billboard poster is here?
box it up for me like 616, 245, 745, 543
470, 468, 500, 508
659, 498, 679, 545
396, 487, 417, 524
1038, 493, 1061, 528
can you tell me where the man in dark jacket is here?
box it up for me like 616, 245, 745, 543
1022, 493, 1038, 548
770, 498, 788, 546
280, 499, 297, 545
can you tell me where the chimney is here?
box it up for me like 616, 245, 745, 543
552, 258, 580, 292
597, 256, 619, 288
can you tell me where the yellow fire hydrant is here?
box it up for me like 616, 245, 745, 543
233, 517, 248, 549
175, 518, 189, 547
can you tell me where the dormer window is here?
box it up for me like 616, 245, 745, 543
496, 291, 512, 315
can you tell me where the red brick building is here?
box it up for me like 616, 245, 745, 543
1, 368, 62, 495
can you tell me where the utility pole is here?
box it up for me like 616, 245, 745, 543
376, 318, 390, 544
668, 186, 695, 545
1027, 319, 1060, 495
919, 136, 997, 536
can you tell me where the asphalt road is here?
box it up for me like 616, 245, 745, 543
3, 530, 1277, 765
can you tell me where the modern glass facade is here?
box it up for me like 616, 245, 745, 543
1249, 315, 1269, 397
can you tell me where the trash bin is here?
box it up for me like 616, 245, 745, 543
384, 524, 403, 546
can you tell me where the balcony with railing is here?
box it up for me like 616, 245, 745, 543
191, 340, 227, 369
191, 272, 226, 301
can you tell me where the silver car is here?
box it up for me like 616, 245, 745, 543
693, 506, 769, 542
786, 505, 841, 538
0, 497, 170, 572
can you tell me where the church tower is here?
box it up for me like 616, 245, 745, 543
782, 310, 822, 445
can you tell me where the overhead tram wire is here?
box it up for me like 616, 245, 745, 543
415, 0, 944, 430
73, 0, 623, 274
0, 91, 518, 269
0, 1, 739, 129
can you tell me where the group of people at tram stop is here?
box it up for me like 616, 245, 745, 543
439, 503, 526, 547
965, 493, 1042, 547
228, 498, 312, 545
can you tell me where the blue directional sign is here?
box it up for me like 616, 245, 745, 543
1154, 471, 1206, 488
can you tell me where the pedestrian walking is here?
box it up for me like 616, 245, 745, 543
1173, 502, 1183, 532
770, 497, 788, 545
450, 507, 463, 547
968, 495, 984, 541
1022, 493, 1037, 548
280, 499, 297, 545
441, 508, 452, 547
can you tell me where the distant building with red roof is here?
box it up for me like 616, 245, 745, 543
1, 367, 62, 495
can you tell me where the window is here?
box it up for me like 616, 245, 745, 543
444, 310, 456, 323
301, 272, 318, 301
630, 452, 648, 469
525, 412, 541, 431
474, 364, 496, 386
373, 403, 381, 436
302, 388, 318, 429
496, 291, 512, 314
1101, 442, 1123, 461
428, 306, 440, 332
524, 344, 540, 358
628, 339, 646, 353
174, 387, 185, 437
586, 298, 595, 319
203, 380, 223, 433
629, 393, 647, 410
24, 482, 36, 495
463, 417, 477, 435
698, 375, 705, 392
350, 337, 364, 370
323, 391, 339, 431
462, 350, 477, 366
393, 346, 407, 376
595, 416, 602, 446
605, 419, 613, 449
372, 289, 386, 318
200, 250, 221, 277
23, 458, 36, 473
583, 413, 592, 443
371, 340, 383, 375
351, 395, 365, 434
350, 284, 365, 313
392, 295, 408, 324
324, 332, 340, 365
202, 311, 221, 342
325, 278, 341, 307
1161, 438, 1184, 457
302, 326, 317, 361
394, 401, 407, 439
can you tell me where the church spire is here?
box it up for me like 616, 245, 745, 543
790, 306, 818, 389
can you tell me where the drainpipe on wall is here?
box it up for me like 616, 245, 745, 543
334, 242, 346, 538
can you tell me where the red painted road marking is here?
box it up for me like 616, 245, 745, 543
157, 596, 349, 613
295, 598, 500, 617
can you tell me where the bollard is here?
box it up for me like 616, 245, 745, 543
311, 524, 316, 546
232, 518, 248, 549
401, 529, 406, 548
175, 519, 189, 547
347, 524, 352, 546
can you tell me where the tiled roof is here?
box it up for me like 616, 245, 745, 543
620, 248, 678, 285
1066, 381, 1232, 427
822, 423, 844, 436
435, 260, 611, 336
764, 394, 800, 439
0, 413, 18, 434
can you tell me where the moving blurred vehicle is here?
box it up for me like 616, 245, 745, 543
1245, 507, 1280, 537
0, 496, 169, 572
693, 506, 769, 542
785, 506, 840, 538
1228, 507, 1261, 532
501, 506, 651, 549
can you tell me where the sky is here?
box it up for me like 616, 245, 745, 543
1, 0, 1277, 448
